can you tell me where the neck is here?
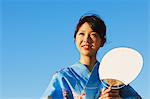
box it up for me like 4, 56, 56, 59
79, 55, 97, 72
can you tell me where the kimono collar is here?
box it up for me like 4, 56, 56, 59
71, 61, 100, 81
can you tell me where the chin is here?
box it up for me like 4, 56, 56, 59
81, 52, 95, 57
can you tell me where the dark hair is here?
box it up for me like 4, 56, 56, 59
74, 14, 106, 46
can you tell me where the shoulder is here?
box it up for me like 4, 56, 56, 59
49, 64, 78, 90
119, 85, 142, 98
52, 64, 76, 80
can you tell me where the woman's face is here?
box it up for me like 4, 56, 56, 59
75, 22, 102, 57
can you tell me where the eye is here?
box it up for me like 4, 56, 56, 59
91, 33, 97, 37
78, 32, 84, 35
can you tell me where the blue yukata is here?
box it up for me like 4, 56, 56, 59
42, 61, 142, 99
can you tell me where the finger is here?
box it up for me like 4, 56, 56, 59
79, 92, 85, 99
102, 85, 112, 95
109, 90, 119, 94
100, 88, 105, 95
109, 85, 112, 90
100, 88, 120, 99
110, 89, 119, 92
108, 92, 120, 97
100, 93, 120, 99
99, 93, 111, 99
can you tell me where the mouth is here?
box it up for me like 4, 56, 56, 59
81, 45, 92, 50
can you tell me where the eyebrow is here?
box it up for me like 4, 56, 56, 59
78, 30, 95, 33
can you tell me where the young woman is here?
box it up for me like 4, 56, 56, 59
42, 14, 142, 99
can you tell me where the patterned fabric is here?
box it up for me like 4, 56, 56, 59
42, 61, 142, 99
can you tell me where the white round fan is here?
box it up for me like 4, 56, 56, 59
99, 47, 143, 89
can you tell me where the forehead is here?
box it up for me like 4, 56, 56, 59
78, 22, 93, 32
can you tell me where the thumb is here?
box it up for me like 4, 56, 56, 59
101, 85, 112, 95
79, 92, 85, 99
100, 88, 105, 95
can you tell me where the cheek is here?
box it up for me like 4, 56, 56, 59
94, 41, 101, 49
75, 38, 81, 48
75, 37, 82, 44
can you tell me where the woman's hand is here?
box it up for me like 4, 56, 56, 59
72, 91, 85, 99
99, 86, 121, 99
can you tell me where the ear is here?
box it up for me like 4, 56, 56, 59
74, 38, 76, 42
100, 38, 106, 47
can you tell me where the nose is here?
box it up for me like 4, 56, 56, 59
83, 34, 92, 43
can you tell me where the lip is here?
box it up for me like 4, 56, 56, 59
81, 45, 92, 50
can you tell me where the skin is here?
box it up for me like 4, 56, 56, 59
75, 22, 102, 71
99, 86, 120, 99
74, 22, 120, 99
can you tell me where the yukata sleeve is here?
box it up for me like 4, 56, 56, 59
119, 85, 142, 99
41, 73, 64, 99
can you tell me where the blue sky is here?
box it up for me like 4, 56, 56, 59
1, 0, 149, 98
